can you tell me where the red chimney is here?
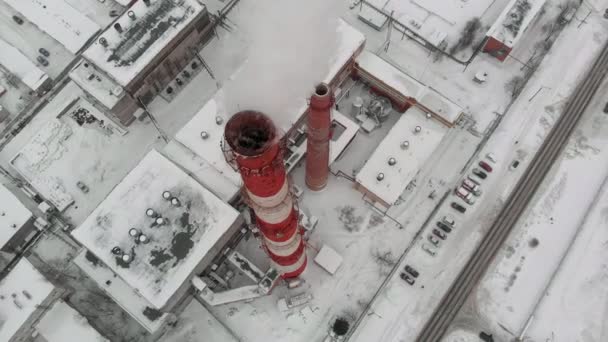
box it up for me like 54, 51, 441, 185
224, 111, 306, 278
305, 83, 333, 191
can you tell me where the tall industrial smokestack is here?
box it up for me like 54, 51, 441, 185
224, 111, 307, 278
305, 83, 333, 191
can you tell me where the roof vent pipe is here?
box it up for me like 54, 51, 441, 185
162, 191, 172, 200
377, 173, 385, 181
401, 141, 410, 150
414, 126, 422, 134
127, 11, 136, 20
99, 37, 108, 47
114, 23, 123, 33
388, 157, 396, 166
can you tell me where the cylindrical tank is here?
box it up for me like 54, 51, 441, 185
224, 111, 306, 278
305, 83, 333, 191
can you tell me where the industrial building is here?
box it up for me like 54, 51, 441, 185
483, 0, 547, 61
76, 0, 215, 125
0, 259, 108, 342
0, 39, 50, 94
70, 150, 243, 331
0, 183, 36, 254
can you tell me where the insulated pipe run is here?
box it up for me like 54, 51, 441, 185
306, 83, 333, 191
224, 111, 306, 278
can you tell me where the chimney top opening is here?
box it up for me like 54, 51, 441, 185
315, 83, 329, 97
225, 111, 277, 156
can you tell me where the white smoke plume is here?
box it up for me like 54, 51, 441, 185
223, 0, 343, 130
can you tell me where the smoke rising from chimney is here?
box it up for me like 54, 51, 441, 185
223, 0, 343, 130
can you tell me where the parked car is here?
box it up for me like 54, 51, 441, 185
479, 160, 493, 173
436, 221, 452, 233
400, 272, 415, 285
462, 178, 482, 196
421, 243, 437, 256
432, 228, 447, 240
12, 16, 24, 25
404, 265, 419, 278
510, 160, 520, 170
428, 234, 441, 247
604, 102, 608, 113
451, 202, 466, 213
442, 215, 455, 227
38, 48, 50, 57
472, 168, 487, 179
455, 187, 476, 205
36, 56, 49, 67
486, 153, 497, 163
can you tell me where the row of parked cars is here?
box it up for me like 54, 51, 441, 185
12, 15, 51, 67
420, 214, 455, 257
450, 154, 494, 213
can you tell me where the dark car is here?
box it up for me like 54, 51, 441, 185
39, 48, 50, 57
404, 265, 419, 278
604, 102, 608, 113
36, 56, 49, 67
400, 272, 415, 285
510, 160, 520, 170
436, 221, 452, 233
472, 168, 487, 179
432, 229, 447, 240
451, 202, 466, 213
479, 160, 493, 173
12, 16, 24, 25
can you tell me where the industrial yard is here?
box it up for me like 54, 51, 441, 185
0, 0, 607, 342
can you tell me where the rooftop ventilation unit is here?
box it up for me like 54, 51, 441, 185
162, 191, 172, 200
414, 126, 422, 134
388, 157, 396, 166
127, 11, 136, 20
200, 131, 209, 140
99, 37, 108, 47
145, 208, 157, 217
377, 173, 385, 181
401, 141, 410, 149
114, 23, 123, 34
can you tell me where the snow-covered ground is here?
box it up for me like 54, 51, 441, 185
444, 44, 608, 342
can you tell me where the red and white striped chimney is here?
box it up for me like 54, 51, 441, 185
224, 111, 306, 278
306, 83, 333, 191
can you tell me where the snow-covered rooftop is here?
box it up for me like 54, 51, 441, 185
4, 0, 100, 54
0, 38, 49, 92
83, 0, 205, 87
326, 19, 366, 86
35, 300, 108, 342
0, 183, 33, 249
73, 249, 170, 334
175, 89, 242, 191
357, 51, 462, 125
356, 107, 447, 206
487, 0, 547, 49
71, 149, 240, 309
69, 60, 125, 109
0, 259, 55, 342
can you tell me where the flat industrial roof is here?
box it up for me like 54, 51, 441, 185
71, 149, 239, 309
356, 107, 447, 206
69, 60, 125, 109
0, 259, 55, 342
487, 0, 547, 49
4, 0, 100, 54
0, 38, 49, 91
83, 0, 205, 87
357, 51, 462, 125
0, 183, 33, 249
175, 89, 243, 190
73, 249, 170, 334
36, 300, 108, 342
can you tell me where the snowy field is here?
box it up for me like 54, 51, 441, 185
444, 50, 608, 341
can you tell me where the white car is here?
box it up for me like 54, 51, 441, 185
442, 215, 455, 227
486, 152, 498, 163
455, 187, 476, 205
462, 179, 482, 196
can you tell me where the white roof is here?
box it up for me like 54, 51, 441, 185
115, 0, 133, 6
0, 259, 55, 341
314, 245, 343, 275
0, 183, 33, 249
326, 19, 366, 85
356, 107, 447, 205
175, 89, 243, 190
83, 0, 205, 87
36, 300, 108, 342
4, 0, 100, 54
357, 51, 462, 124
71, 150, 239, 309
73, 249, 170, 333
69, 60, 125, 109
486, 0, 547, 49
0, 38, 49, 91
